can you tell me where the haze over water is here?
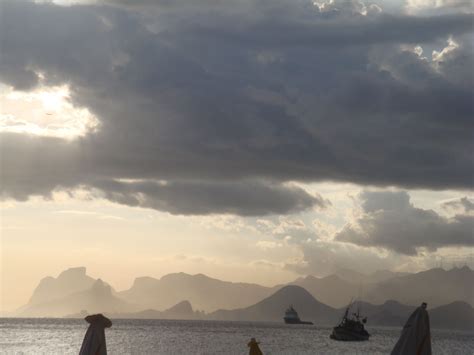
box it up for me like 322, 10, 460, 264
1, 318, 473, 355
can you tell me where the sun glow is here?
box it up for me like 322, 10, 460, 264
0, 84, 99, 139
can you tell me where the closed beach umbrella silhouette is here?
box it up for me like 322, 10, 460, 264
391, 302, 432, 355
79, 314, 112, 355
248, 337, 263, 355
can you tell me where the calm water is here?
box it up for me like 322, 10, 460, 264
1, 318, 473, 354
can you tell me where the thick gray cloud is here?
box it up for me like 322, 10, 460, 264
91, 179, 325, 215
0, 0, 473, 215
336, 191, 474, 255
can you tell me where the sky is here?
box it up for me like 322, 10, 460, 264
0, 0, 473, 312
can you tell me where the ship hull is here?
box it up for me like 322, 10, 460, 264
330, 327, 370, 341
284, 318, 313, 325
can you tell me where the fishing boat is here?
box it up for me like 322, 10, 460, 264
283, 305, 313, 325
330, 303, 370, 341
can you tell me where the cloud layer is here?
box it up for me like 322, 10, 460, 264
336, 191, 474, 255
442, 197, 474, 213
92, 179, 326, 215
1, 0, 473, 215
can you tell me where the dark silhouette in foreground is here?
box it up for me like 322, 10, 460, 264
248, 337, 263, 355
330, 302, 370, 341
79, 314, 112, 355
391, 302, 432, 355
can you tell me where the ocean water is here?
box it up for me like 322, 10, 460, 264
0, 318, 473, 355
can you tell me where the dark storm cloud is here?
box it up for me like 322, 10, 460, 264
92, 179, 325, 215
0, 0, 473, 215
0, 133, 85, 200
0, 132, 324, 215
336, 191, 474, 255
95, 181, 326, 216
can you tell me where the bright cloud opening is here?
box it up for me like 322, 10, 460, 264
0, 83, 99, 139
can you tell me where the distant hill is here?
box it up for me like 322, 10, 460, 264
429, 301, 474, 331
209, 285, 338, 325
209, 287, 474, 330
19, 280, 138, 317
353, 300, 416, 327
290, 274, 356, 308
207, 287, 414, 326
363, 267, 474, 307
362, 300, 474, 330
288, 269, 413, 308
119, 272, 274, 312
27, 267, 96, 305
111, 300, 203, 320
334, 268, 408, 284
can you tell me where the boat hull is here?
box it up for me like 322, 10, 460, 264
284, 318, 313, 325
330, 327, 370, 341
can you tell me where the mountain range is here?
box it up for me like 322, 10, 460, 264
12, 266, 474, 330
19, 279, 139, 318
362, 267, 474, 307
209, 286, 337, 324
119, 272, 273, 312
210, 286, 474, 330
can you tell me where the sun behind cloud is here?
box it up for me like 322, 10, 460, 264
0, 82, 99, 139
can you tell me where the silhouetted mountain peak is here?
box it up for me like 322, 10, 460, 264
265, 285, 315, 303
424, 267, 445, 274
401, 266, 473, 281
334, 268, 365, 282
19, 276, 135, 317
370, 269, 408, 281
91, 279, 111, 293
57, 267, 87, 279
27, 267, 96, 305
334, 268, 407, 284
120, 271, 274, 313
365, 266, 474, 308
290, 273, 356, 308
38, 276, 55, 284
161, 272, 214, 283
132, 276, 158, 288
160, 272, 191, 282
434, 300, 471, 309
429, 301, 474, 331
264, 286, 336, 314
166, 300, 193, 314
210, 284, 336, 324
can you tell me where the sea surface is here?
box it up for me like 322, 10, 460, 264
1, 318, 473, 355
